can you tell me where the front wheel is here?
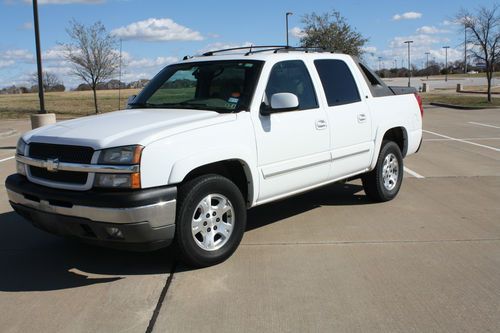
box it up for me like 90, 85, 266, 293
175, 174, 247, 267
362, 141, 404, 202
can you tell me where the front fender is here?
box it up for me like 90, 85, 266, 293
168, 147, 258, 204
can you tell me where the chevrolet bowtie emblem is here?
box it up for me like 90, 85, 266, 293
46, 158, 59, 172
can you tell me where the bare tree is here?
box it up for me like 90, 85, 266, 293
30, 71, 64, 92
62, 20, 119, 113
300, 10, 368, 57
457, 4, 500, 102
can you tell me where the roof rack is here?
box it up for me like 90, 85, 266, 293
199, 45, 333, 57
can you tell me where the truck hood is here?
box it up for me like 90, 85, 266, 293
24, 109, 236, 149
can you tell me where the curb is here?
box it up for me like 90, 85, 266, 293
0, 128, 17, 138
429, 102, 499, 110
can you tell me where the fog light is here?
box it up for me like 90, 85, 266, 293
106, 227, 124, 240
16, 162, 26, 176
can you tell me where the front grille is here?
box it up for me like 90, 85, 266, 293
29, 143, 94, 164
29, 166, 88, 185
28, 143, 94, 185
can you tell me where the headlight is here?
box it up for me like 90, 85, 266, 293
94, 173, 141, 189
16, 138, 27, 156
16, 161, 27, 176
95, 145, 143, 189
98, 145, 143, 165
16, 139, 27, 176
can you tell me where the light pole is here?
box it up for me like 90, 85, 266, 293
443, 46, 450, 82
286, 12, 293, 47
425, 52, 430, 80
404, 40, 413, 87
378, 57, 382, 71
32, 0, 45, 114
394, 58, 397, 69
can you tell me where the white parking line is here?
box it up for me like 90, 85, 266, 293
404, 167, 425, 179
424, 137, 500, 142
468, 122, 500, 129
0, 156, 14, 163
423, 130, 500, 152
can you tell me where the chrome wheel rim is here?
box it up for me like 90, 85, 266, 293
382, 153, 399, 191
191, 194, 234, 251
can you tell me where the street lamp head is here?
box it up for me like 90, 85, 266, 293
404, 40, 414, 44
286, 12, 293, 16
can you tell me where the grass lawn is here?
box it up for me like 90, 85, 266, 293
0, 89, 140, 119
421, 93, 500, 108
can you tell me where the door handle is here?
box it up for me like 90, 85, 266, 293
357, 113, 367, 123
315, 119, 328, 130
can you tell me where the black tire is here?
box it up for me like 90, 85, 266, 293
175, 174, 247, 267
362, 140, 404, 202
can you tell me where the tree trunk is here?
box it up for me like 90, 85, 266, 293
92, 86, 99, 114
486, 68, 492, 103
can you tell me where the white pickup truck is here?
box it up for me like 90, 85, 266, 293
6, 47, 423, 267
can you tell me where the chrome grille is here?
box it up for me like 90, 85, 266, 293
28, 143, 94, 185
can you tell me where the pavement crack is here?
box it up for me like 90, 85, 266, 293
241, 238, 500, 247
145, 260, 177, 333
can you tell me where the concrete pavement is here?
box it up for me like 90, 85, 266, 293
1, 107, 499, 332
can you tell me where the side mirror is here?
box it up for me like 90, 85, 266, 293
261, 93, 299, 115
126, 95, 137, 109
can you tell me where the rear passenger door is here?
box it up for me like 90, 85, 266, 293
314, 59, 373, 179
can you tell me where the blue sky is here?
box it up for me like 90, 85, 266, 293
0, 0, 494, 89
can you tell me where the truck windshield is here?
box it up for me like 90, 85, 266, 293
131, 60, 264, 113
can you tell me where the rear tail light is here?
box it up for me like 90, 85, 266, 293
414, 93, 424, 118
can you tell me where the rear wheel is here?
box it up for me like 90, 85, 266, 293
175, 174, 246, 267
362, 141, 403, 202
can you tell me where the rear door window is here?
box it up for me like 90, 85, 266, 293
314, 59, 361, 106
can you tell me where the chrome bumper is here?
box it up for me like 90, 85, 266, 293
7, 189, 176, 228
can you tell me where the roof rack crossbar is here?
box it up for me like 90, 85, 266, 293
202, 45, 287, 56
199, 45, 335, 57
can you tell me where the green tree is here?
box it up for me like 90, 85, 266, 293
299, 10, 368, 56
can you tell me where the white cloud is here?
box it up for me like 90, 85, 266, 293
0, 49, 34, 63
393, 12, 422, 21
128, 56, 178, 68
362, 46, 377, 54
290, 27, 306, 39
0, 60, 15, 68
43, 45, 68, 61
112, 18, 203, 42
441, 20, 459, 26
375, 34, 461, 69
416, 26, 450, 34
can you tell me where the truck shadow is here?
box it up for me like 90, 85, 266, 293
0, 182, 369, 292
0, 211, 174, 292
247, 182, 371, 231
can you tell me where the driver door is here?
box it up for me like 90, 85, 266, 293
252, 60, 331, 202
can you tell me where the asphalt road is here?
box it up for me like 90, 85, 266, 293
0, 106, 499, 333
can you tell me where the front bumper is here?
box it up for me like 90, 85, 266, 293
5, 174, 177, 251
